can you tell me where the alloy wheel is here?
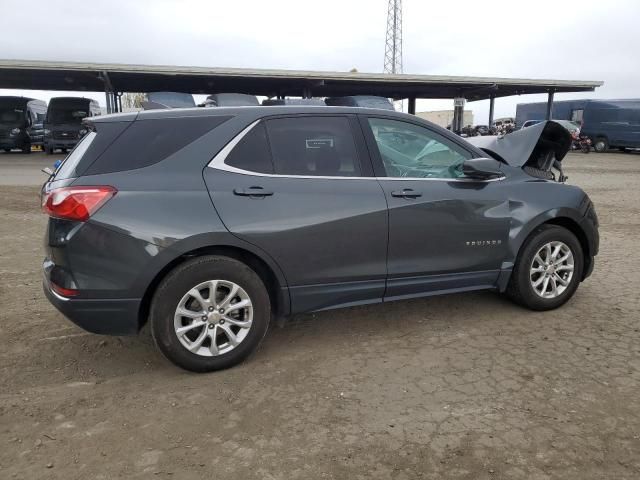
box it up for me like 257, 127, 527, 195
173, 280, 253, 356
529, 241, 575, 299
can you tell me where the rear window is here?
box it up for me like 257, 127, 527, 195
52, 121, 131, 179
83, 115, 231, 176
53, 132, 97, 180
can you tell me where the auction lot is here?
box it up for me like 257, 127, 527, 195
1, 151, 639, 479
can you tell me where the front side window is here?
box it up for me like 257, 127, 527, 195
265, 116, 361, 177
368, 117, 471, 179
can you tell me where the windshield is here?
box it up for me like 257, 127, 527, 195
0, 104, 26, 126
47, 107, 88, 124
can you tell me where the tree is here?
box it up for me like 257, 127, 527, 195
121, 92, 146, 109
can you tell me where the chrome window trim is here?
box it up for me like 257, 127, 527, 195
207, 120, 505, 183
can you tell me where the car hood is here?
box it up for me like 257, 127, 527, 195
466, 121, 571, 167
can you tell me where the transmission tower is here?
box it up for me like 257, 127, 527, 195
384, 0, 403, 75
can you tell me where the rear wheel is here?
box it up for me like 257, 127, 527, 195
506, 225, 584, 311
45, 146, 54, 155
150, 255, 271, 372
593, 138, 608, 153
21, 143, 31, 154
2, 148, 10, 153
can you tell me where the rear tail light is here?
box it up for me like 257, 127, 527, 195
42, 186, 117, 222
50, 282, 79, 297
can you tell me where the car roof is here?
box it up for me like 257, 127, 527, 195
91, 105, 409, 123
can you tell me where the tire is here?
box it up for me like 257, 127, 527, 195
150, 255, 271, 372
593, 138, 608, 153
21, 143, 31, 154
45, 146, 54, 155
506, 225, 584, 311
581, 144, 590, 154
2, 148, 10, 153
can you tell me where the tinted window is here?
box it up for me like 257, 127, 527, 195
265, 116, 361, 177
225, 122, 274, 173
54, 132, 97, 180
84, 115, 231, 175
368, 118, 471, 179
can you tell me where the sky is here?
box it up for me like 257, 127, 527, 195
1, 0, 639, 123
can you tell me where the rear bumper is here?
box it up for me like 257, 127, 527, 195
43, 279, 141, 335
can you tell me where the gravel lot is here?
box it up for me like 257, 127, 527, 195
1, 151, 639, 479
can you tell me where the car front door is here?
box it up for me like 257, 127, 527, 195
360, 115, 511, 300
204, 114, 388, 313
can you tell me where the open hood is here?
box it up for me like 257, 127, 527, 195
466, 121, 571, 169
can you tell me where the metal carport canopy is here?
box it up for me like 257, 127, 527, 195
0, 59, 603, 102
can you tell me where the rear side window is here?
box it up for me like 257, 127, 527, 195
84, 115, 231, 175
265, 116, 361, 177
225, 122, 274, 174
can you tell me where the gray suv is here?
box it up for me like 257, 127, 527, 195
41, 107, 599, 372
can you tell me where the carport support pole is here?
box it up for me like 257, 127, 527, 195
546, 90, 555, 120
105, 91, 112, 114
488, 95, 495, 127
452, 97, 465, 134
408, 97, 416, 115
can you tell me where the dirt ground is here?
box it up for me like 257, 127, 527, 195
1, 151, 639, 479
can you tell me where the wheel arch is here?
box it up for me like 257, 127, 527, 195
502, 212, 592, 291
543, 217, 592, 279
137, 242, 290, 330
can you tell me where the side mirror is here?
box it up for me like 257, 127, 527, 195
462, 158, 504, 180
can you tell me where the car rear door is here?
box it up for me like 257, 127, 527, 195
360, 115, 511, 300
204, 114, 388, 313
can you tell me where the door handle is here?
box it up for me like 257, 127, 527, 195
233, 186, 274, 197
391, 188, 422, 198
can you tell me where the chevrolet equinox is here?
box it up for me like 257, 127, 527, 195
41, 107, 599, 372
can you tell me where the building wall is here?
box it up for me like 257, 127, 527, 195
415, 110, 474, 128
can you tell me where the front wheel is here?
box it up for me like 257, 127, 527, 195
506, 225, 584, 311
593, 138, 608, 153
581, 144, 590, 154
21, 143, 31, 154
150, 255, 271, 372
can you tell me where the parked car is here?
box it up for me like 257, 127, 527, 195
516, 98, 640, 152
41, 109, 599, 372
0, 96, 46, 153
262, 98, 326, 106
325, 95, 394, 110
474, 125, 491, 136
521, 119, 543, 129
203, 93, 259, 107
44, 97, 101, 154
146, 92, 196, 108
